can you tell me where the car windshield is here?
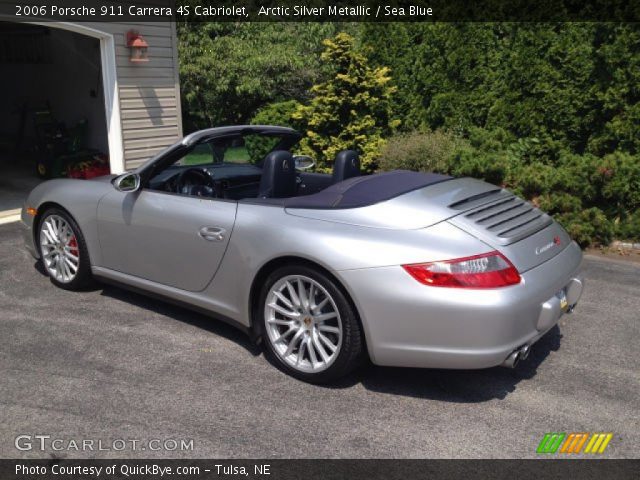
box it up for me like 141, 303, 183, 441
178, 133, 290, 167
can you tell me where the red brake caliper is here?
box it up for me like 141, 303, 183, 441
68, 236, 79, 257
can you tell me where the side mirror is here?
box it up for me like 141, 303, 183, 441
293, 155, 315, 171
113, 172, 141, 192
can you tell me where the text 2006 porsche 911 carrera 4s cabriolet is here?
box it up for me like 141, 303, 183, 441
21, 125, 584, 382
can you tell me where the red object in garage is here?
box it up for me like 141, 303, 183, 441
66, 154, 111, 179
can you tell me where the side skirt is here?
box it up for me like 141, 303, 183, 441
92, 266, 252, 337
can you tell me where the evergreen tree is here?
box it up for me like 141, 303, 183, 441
293, 33, 399, 173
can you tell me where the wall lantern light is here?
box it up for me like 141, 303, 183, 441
126, 30, 149, 63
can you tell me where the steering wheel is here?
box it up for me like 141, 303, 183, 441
175, 168, 217, 198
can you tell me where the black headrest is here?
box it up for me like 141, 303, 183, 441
332, 150, 361, 183
258, 150, 297, 198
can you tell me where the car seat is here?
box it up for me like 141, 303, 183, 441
258, 150, 297, 198
332, 150, 361, 183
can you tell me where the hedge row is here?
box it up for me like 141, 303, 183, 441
379, 129, 640, 247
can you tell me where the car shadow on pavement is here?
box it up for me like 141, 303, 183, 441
98, 284, 262, 357
336, 326, 563, 402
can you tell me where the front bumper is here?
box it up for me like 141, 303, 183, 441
337, 241, 584, 369
20, 209, 38, 259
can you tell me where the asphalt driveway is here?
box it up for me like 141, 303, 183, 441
0, 221, 638, 458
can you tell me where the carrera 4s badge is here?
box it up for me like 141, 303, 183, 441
535, 236, 562, 255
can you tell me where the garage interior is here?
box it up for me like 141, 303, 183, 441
0, 22, 109, 217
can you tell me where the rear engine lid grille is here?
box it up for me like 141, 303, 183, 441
448, 188, 509, 210
449, 189, 552, 245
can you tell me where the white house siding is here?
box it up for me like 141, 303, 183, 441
96, 21, 183, 169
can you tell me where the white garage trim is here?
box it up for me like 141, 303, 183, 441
0, 208, 21, 225
2, 19, 126, 174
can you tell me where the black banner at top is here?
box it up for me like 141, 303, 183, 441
2, 0, 640, 22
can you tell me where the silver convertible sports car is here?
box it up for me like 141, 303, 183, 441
21, 126, 584, 382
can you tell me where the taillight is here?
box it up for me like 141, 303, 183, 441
402, 251, 521, 288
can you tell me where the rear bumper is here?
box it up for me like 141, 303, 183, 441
337, 241, 584, 369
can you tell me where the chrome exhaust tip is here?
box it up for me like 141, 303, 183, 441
501, 345, 530, 368
501, 350, 520, 368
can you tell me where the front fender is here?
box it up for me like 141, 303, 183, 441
22, 178, 114, 264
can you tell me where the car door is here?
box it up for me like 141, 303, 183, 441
96, 189, 237, 292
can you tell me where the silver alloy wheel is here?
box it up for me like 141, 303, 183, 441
264, 275, 343, 373
39, 214, 80, 284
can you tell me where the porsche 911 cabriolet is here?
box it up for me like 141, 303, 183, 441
21, 125, 584, 382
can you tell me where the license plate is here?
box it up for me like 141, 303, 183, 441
558, 289, 568, 310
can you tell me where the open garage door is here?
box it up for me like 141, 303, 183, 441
0, 22, 118, 221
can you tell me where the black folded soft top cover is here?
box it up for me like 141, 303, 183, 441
282, 170, 452, 209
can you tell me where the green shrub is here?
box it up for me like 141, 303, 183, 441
508, 162, 555, 198
449, 149, 512, 187
537, 192, 583, 214
598, 152, 640, 216
615, 209, 640, 241
555, 208, 614, 248
250, 100, 301, 129
378, 130, 464, 174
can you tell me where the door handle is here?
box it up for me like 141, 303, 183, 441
198, 226, 226, 242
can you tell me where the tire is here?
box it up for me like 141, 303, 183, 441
36, 157, 53, 179
259, 264, 364, 383
37, 208, 93, 290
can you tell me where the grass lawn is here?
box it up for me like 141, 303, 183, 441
182, 147, 251, 166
